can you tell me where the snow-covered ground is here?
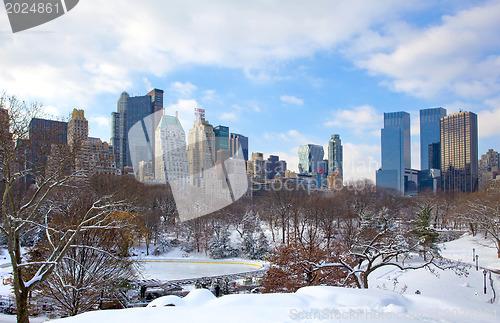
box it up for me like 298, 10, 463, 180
50, 286, 499, 323
0, 254, 13, 297
46, 234, 500, 323
440, 233, 500, 271
3, 234, 500, 322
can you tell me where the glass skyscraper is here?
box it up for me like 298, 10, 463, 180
376, 111, 410, 193
214, 125, 230, 163
440, 111, 478, 193
328, 134, 343, 178
229, 133, 248, 161
111, 89, 164, 171
420, 107, 446, 171
298, 144, 324, 174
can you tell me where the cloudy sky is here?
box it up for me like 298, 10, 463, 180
1, 0, 500, 181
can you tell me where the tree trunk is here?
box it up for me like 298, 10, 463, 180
8, 229, 30, 323
13, 269, 30, 323
361, 273, 369, 289
496, 238, 500, 258
281, 214, 285, 244
16, 291, 29, 323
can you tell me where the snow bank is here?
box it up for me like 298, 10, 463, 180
49, 286, 500, 323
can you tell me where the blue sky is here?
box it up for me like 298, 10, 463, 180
1, 0, 500, 181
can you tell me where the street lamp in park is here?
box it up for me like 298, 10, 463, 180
476, 255, 479, 271
483, 270, 487, 294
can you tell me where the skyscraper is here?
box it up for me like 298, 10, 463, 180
328, 134, 343, 179
187, 116, 215, 186
155, 112, 188, 183
111, 92, 129, 170
376, 111, 410, 193
0, 108, 10, 142
298, 144, 324, 175
214, 125, 230, 162
265, 155, 280, 180
111, 89, 164, 172
440, 111, 478, 193
247, 152, 266, 182
67, 108, 88, 146
420, 107, 446, 171
230, 133, 248, 161
478, 149, 499, 189
28, 118, 68, 175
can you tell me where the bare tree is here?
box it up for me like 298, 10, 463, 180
466, 191, 500, 257
29, 227, 135, 316
310, 205, 438, 288
0, 94, 124, 323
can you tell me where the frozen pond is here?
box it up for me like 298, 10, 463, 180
136, 260, 263, 281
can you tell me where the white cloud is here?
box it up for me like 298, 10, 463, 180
342, 142, 380, 182
324, 105, 381, 134
0, 0, 418, 111
165, 99, 199, 130
168, 81, 197, 98
42, 105, 62, 117
352, 1, 500, 99
201, 90, 216, 102
478, 97, 500, 138
220, 112, 238, 121
90, 116, 110, 128
280, 95, 304, 106
143, 77, 153, 92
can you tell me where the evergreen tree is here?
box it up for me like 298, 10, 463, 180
411, 204, 440, 260
253, 231, 270, 260
241, 231, 256, 258
209, 226, 238, 259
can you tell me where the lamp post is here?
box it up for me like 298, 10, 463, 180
483, 270, 487, 294
473, 248, 476, 262
475, 255, 479, 271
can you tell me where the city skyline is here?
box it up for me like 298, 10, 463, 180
2, 1, 500, 181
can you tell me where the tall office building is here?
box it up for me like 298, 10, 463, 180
298, 144, 324, 175
111, 92, 129, 170
265, 155, 280, 180
67, 108, 88, 147
478, 149, 499, 189
111, 89, 164, 172
81, 137, 119, 176
187, 116, 215, 186
328, 134, 343, 179
230, 133, 248, 161
0, 108, 10, 142
376, 111, 410, 193
277, 160, 287, 177
29, 118, 68, 145
247, 152, 266, 182
28, 118, 68, 176
440, 111, 478, 193
155, 112, 188, 183
420, 107, 446, 171
214, 125, 230, 162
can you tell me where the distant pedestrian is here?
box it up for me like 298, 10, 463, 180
215, 284, 221, 297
